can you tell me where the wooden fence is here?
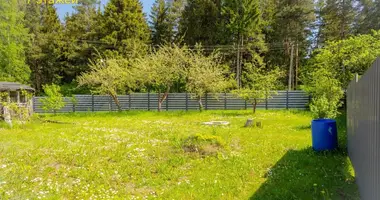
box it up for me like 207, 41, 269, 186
33, 91, 310, 113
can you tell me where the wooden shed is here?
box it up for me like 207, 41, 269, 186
0, 82, 35, 119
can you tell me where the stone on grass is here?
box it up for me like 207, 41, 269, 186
202, 121, 230, 126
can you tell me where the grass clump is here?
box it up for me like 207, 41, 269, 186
182, 133, 227, 156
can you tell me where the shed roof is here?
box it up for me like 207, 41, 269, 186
0, 82, 35, 92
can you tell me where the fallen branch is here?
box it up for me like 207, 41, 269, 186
36, 117, 74, 124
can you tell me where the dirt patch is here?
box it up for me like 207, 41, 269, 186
182, 134, 226, 156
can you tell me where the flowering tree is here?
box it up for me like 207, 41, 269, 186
186, 48, 231, 111
78, 58, 137, 112
136, 45, 188, 112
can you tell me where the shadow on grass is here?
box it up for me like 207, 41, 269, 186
250, 114, 359, 200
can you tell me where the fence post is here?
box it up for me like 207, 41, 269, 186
185, 93, 188, 111
166, 93, 169, 111
109, 96, 112, 111
32, 97, 35, 113
128, 94, 131, 110
205, 93, 208, 110
224, 92, 227, 110
355, 73, 359, 82
265, 94, 268, 110
148, 91, 150, 111
91, 95, 94, 112
308, 95, 312, 110
286, 90, 289, 110
244, 99, 247, 110
73, 97, 76, 113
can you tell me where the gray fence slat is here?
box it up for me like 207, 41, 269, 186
347, 57, 380, 200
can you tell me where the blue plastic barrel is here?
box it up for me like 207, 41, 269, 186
311, 119, 338, 151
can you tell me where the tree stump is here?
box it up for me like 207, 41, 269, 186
244, 119, 254, 127
256, 121, 262, 128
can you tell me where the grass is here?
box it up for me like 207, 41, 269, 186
0, 110, 359, 199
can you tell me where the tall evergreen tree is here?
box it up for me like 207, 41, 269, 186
24, 2, 64, 93
179, 0, 223, 45
222, 0, 266, 88
355, 0, 380, 34
100, 0, 150, 57
62, 0, 101, 83
319, 0, 356, 44
264, 0, 315, 89
0, 0, 30, 83
149, 0, 174, 46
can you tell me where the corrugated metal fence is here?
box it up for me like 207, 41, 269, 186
347, 58, 380, 200
33, 90, 310, 113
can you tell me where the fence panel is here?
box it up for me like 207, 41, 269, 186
33, 90, 310, 113
347, 58, 380, 200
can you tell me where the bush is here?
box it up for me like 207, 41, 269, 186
40, 84, 65, 114
302, 68, 343, 119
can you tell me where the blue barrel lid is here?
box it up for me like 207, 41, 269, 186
312, 119, 336, 123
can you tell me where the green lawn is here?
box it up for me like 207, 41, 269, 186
0, 110, 359, 199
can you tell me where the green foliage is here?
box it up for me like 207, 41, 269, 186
149, 0, 175, 45
78, 56, 137, 111
0, 0, 30, 83
185, 47, 232, 110
24, 2, 64, 93
302, 68, 343, 119
179, 0, 223, 45
222, 0, 260, 40
60, 81, 91, 96
61, 1, 101, 83
355, 0, 380, 34
100, 0, 150, 56
40, 84, 65, 114
306, 30, 380, 87
317, 0, 356, 44
233, 65, 283, 113
136, 44, 188, 111
264, 0, 315, 81
137, 44, 232, 111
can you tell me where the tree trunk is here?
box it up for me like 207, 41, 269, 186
110, 93, 122, 112
198, 96, 203, 112
252, 99, 257, 114
158, 89, 169, 112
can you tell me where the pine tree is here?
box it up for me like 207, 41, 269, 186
179, 0, 223, 45
319, 0, 356, 43
100, 0, 150, 56
355, 0, 380, 34
222, 0, 266, 88
264, 0, 315, 89
62, 0, 101, 83
149, 0, 174, 45
24, 2, 64, 93
0, 0, 30, 83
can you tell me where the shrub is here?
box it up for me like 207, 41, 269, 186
302, 68, 343, 119
40, 84, 65, 114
